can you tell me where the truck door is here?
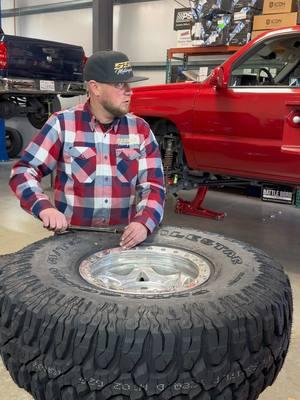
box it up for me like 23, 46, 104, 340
192, 31, 300, 185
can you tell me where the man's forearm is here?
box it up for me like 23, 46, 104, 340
133, 182, 165, 232
9, 162, 54, 217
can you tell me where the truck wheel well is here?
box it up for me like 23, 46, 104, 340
27, 96, 61, 129
144, 118, 179, 137
143, 118, 186, 184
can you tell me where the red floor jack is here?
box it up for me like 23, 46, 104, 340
175, 186, 225, 220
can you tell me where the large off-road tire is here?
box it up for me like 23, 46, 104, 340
0, 226, 292, 400
5, 127, 23, 158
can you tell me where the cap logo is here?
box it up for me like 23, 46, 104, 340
114, 61, 133, 76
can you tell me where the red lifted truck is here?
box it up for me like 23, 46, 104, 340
131, 26, 300, 199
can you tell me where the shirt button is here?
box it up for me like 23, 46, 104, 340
105, 177, 108, 181
104, 199, 108, 203
104, 155, 108, 160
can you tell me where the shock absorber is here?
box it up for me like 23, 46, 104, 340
163, 137, 175, 184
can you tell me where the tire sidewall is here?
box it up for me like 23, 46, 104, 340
3, 226, 279, 306
6, 127, 23, 158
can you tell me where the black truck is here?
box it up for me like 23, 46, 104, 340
0, 28, 86, 157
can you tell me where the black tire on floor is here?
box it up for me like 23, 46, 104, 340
5, 127, 23, 158
0, 226, 293, 400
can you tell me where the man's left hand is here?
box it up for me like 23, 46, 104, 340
120, 222, 148, 249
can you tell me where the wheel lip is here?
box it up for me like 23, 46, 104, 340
79, 245, 212, 295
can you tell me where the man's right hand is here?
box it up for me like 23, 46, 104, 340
39, 208, 68, 232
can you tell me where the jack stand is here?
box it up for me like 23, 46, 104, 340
175, 186, 225, 220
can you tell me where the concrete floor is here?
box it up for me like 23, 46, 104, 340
0, 160, 299, 400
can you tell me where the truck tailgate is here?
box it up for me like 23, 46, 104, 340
2, 35, 84, 82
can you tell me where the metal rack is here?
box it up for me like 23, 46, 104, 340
166, 45, 242, 83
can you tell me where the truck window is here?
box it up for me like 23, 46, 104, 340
229, 34, 300, 88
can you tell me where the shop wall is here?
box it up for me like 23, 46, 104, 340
1, 0, 178, 85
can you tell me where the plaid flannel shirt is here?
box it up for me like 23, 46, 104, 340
9, 101, 165, 233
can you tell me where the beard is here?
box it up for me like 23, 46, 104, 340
101, 98, 130, 118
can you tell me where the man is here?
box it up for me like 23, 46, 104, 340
9, 50, 165, 249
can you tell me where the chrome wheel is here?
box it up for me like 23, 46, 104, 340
79, 245, 211, 294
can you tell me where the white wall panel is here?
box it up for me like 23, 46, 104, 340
2, 0, 72, 7
1, 0, 180, 87
2, 9, 93, 56
1, 16, 14, 33
132, 70, 166, 86
113, 0, 177, 62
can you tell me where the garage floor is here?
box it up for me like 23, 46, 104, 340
0, 160, 299, 400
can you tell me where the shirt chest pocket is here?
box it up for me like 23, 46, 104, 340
116, 148, 140, 184
66, 146, 97, 183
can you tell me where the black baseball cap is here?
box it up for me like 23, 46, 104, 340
83, 50, 148, 83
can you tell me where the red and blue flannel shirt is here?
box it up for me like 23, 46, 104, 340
9, 101, 165, 232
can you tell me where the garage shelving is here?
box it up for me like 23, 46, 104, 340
166, 45, 242, 83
